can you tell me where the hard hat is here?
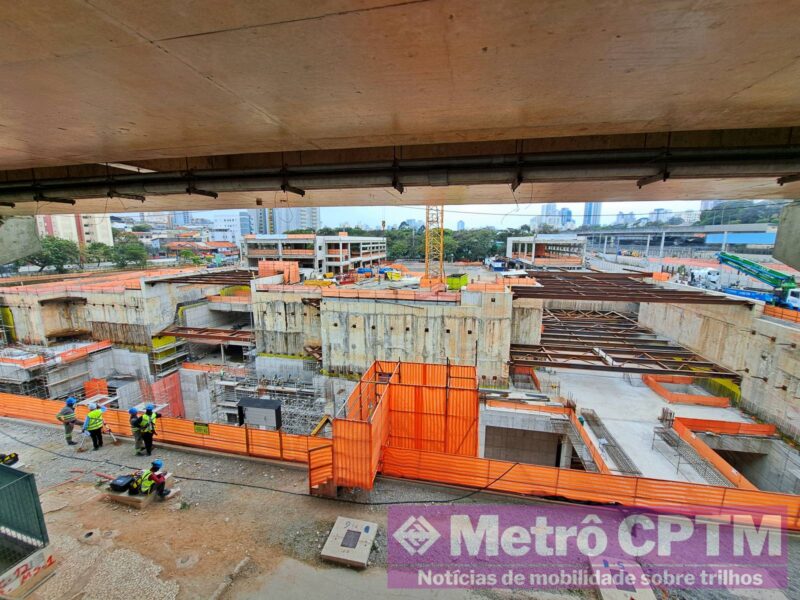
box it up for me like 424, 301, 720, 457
151, 459, 163, 469
145, 403, 155, 411
66, 397, 76, 407
128, 407, 138, 415
88, 402, 98, 410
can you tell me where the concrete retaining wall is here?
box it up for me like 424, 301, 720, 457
511, 298, 543, 345
255, 355, 316, 383
252, 289, 321, 356
639, 301, 800, 440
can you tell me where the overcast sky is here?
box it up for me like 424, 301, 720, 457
319, 200, 702, 229
162, 199, 703, 229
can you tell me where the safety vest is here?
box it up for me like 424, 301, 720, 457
140, 413, 157, 433
139, 469, 153, 494
58, 409, 76, 423
86, 409, 104, 431
130, 415, 141, 432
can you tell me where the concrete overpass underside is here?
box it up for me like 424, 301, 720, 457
2, 0, 800, 215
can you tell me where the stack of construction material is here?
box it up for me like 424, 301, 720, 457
258, 260, 300, 283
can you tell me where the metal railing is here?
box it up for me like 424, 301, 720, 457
0, 465, 48, 572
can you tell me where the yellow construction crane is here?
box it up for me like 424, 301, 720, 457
424, 204, 445, 283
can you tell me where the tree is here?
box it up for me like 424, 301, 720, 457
178, 249, 203, 265
84, 242, 113, 266
26, 236, 80, 273
131, 223, 152, 232
697, 200, 787, 226
111, 240, 148, 267
667, 216, 684, 226
113, 229, 140, 244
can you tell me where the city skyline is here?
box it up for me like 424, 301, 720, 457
109, 199, 748, 232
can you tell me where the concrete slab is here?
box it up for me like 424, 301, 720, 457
320, 516, 377, 568
556, 370, 752, 483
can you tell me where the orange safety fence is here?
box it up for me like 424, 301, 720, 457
321, 289, 460, 302
651, 272, 671, 281
642, 374, 730, 407
0, 393, 329, 464
568, 411, 611, 474
675, 417, 776, 437
496, 277, 539, 286
207, 295, 252, 303
510, 365, 541, 390
83, 379, 108, 398
465, 283, 506, 292
671, 418, 757, 490
151, 372, 185, 419
763, 304, 800, 325
60, 340, 113, 364
485, 400, 569, 415
381, 446, 800, 530
180, 362, 250, 377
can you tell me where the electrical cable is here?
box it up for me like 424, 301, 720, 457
0, 426, 520, 506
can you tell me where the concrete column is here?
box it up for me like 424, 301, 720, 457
602, 236, 608, 255
721, 230, 728, 252
220, 343, 225, 364
645, 234, 651, 257
559, 435, 573, 468
659, 231, 666, 258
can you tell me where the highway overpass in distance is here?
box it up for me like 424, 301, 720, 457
1, 1, 800, 215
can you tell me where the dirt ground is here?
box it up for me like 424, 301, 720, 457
2, 418, 587, 600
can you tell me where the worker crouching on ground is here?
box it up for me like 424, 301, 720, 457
139, 404, 158, 456
56, 397, 79, 445
140, 459, 170, 499
128, 407, 146, 456
82, 402, 106, 451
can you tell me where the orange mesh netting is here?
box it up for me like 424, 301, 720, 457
643, 374, 730, 407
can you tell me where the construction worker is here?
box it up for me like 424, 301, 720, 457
128, 407, 145, 456
139, 459, 170, 499
82, 402, 106, 451
56, 397, 79, 445
139, 404, 157, 456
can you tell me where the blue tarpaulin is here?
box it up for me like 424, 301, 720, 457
706, 232, 776, 245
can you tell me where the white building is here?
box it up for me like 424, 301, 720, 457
273, 207, 320, 234
244, 233, 387, 273
36, 214, 114, 246
211, 213, 242, 245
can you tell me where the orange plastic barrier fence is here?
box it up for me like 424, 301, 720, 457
496, 277, 539, 286
151, 372, 185, 419
321, 289, 460, 302
0, 393, 327, 465
675, 417, 776, 437
207, 295, 251, 303
651, 272, 671, 281
60, 340, 113, 364
643, 374, 729, 407
181, 362, 250, 377
763, 304, 800, 324
84, 379, 108, 398
381, 446, 800, 530
485, 400, 569, 415
568, 411, 611, 474
671, 419, 757, 490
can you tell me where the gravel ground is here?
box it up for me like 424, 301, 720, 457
15, 417, 797, 600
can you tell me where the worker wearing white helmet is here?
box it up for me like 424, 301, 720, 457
82, 402, 106, 451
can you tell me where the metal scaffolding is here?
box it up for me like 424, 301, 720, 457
510, 310, 739, 379
512, 272, 751, 304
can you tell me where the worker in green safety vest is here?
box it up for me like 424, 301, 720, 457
56, 397, 79, 446
81, 402, 106, 451
138, 459, 169, 498
139, 404, 158, 456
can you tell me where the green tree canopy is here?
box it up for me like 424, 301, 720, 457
131, 223, 152, 232
27, 236, 80, 273
111, 240, 148, 268
83, 242, 113, 266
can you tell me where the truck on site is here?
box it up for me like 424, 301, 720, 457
716, 251, 800, 310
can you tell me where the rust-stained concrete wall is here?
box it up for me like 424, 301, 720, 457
639, 301, 800, 441
511, 298, 543, 345
320, 290, 511, 384
252, 288, 322, 356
